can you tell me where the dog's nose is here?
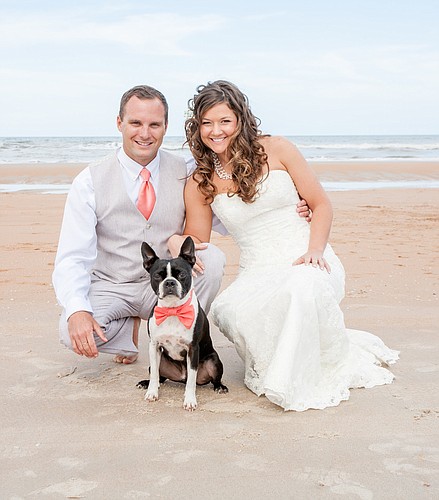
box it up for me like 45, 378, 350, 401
164, 280, 176, 289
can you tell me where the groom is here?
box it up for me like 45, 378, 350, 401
52, 85, 310, 364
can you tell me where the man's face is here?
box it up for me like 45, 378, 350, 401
117, 96, 167, 166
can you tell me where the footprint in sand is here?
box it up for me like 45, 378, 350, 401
57, 456, 87, 470
234, 453, 268, 472
415, 363, 439, 373
167, 448, 206, 464
33, 478, 98, 496
368, 438, 439, 478
316, 470, 373, 500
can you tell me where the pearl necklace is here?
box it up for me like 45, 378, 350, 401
212, 153, 232, 180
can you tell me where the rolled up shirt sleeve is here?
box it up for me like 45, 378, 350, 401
52, 168, 97, 320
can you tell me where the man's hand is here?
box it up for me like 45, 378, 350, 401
68, 311, 107, 358
168, 234, 207, 276
296, 199, 312, 222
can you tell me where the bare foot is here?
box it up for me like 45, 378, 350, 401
113, 317, 140, 364
113, 353, 138, 364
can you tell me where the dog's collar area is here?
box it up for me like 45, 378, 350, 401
154, 290, 195, 329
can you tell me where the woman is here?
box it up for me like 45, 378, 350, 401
171, 80, 398, 411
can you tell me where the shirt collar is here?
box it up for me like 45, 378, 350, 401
117, 147, 161, 181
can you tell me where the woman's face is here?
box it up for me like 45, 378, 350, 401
199, 102, 238, 158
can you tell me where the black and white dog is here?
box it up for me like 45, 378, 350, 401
137, 237, 228, 411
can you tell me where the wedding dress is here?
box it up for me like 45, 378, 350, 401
211, 170, 398, 411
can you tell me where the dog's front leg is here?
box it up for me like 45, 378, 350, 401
183, 345, 199, 411
145, 341, 161, 402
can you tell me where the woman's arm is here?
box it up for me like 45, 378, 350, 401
183, 175, 213, 242
271, 136, 333, 272
167, 176, 213, 273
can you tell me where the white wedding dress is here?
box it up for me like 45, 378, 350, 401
211, 170, 399, 411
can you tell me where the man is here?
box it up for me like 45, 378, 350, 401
53, 85, 310, 364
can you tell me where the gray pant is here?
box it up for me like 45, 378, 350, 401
59, 243, 226, 356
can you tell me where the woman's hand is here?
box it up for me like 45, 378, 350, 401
167, 234, 207, 276
168, 234, 188, 258
292, 249, 331, 273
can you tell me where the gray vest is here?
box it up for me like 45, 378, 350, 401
90, 150, 187, 284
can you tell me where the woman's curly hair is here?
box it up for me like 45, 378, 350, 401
185, 80, 268, 204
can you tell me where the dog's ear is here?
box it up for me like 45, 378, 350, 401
141, 242, 159, 272
179, 236, 196, 267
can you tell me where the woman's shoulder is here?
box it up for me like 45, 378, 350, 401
185, 173, 199, 190
259, 136, 300, 163
259, 135, 297, 150
185, 173, 207, 198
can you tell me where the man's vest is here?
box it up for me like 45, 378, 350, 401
90, 150, 187, 284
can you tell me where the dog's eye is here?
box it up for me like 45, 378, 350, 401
179, 271, 187, 279
153, 272, 162, 281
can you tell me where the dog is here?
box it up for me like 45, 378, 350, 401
137, 236, 228, 411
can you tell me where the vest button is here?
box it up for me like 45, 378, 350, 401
146, 223, 152, 229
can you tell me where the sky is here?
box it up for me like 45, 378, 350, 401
0, 0, 438, 137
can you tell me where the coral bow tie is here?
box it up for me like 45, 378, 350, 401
154, 293, 195, 329
137, 168, 156, 220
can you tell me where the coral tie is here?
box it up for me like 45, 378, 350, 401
137, 168, 156, 220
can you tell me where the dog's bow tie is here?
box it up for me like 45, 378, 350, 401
154, 292, 195, 329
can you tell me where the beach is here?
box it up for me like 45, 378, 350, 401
1, 161, 438, 498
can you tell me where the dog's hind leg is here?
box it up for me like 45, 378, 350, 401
204, 352, 228, 394
136, 375, 167, 390
159, 356, 186, 383
137, 362, 168, 389
136, 379, 150, 389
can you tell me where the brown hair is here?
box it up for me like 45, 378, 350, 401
185, 80, 268, 203
119, 85, 169, 124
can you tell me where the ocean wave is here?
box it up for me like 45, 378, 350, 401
297, 142, 439, 151
161, 144, 188, 150
2, 179, 439, 194
1, 135, 438, 163
76, 141, 121, 150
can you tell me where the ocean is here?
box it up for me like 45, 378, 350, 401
1, 135, 439, 163
1, 135, 438, 193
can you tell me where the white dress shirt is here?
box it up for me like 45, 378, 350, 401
52, 148, 226, 319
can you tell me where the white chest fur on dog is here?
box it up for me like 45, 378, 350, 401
150, 317, 194, 360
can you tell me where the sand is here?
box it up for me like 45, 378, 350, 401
0, 161, 438, 498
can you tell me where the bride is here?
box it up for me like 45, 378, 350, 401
170, 80, 398, 411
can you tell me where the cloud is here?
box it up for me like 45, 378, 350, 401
0, 11, 225, 56
222, 43, 439, 93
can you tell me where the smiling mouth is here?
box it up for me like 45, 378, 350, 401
211, 138, 225, 143
135, 140, 153, 147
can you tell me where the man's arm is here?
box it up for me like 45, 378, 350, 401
296, 198, 312, 222
52, 168, 107, 357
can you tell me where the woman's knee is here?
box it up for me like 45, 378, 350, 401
197, 243, 226, 280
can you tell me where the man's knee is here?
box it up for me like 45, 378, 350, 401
58, 310, 73, 350
194, 244, 225, 314
198, 243, 226, 281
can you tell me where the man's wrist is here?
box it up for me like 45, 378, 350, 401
65, 298, 93, 321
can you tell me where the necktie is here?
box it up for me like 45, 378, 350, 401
154, 292, 195, 329
137, 168, 156, 220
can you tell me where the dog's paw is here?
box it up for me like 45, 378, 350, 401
214, 384, 229, 394
145, 390, 159, 402
183, 397, 198, 411
136, 379, 150, 389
